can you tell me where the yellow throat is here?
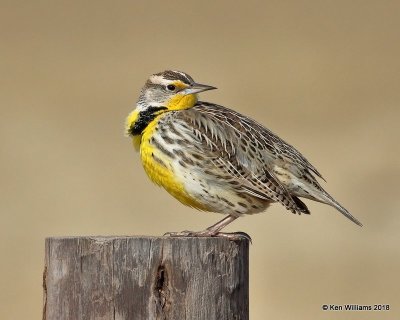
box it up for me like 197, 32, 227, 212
166, 92, 198, 111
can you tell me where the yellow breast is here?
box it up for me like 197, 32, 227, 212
139, 114, 207, 210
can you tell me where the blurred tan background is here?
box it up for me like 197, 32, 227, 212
1, 0, 399, 319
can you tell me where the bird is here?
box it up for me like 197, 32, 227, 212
125, 70, 362, 239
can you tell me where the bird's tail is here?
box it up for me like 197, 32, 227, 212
299, 184, 363, 226
320, 192, 363, 227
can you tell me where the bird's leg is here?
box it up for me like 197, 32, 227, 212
164, 215, 251, 242
205, 215, 238, 234
205, 215, 252, 242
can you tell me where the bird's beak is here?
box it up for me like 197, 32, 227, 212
182, 83, 217, 95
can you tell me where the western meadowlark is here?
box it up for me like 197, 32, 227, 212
125, 70, 362, 238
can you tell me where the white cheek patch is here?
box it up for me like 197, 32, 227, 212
136, 104, 147, 112
137, 101, 164, 111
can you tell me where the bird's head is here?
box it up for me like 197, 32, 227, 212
126, 70, 216, 142
138, 70, 216, 110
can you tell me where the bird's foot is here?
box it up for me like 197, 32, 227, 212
163, 229, 215, 238
214, 231, 252, 243
163, 230, 251, 243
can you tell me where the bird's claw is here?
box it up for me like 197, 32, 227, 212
163, 230, 252, 243
163, 230, 213, 237
215, 231, 252, 243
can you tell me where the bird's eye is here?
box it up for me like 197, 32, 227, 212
166, 84, 176, 91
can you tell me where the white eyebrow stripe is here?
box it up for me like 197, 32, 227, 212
149, 75, 171, 86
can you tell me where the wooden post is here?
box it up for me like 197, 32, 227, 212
43, 236, 249, 320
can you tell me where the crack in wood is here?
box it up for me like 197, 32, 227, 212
154, 264, 171, 318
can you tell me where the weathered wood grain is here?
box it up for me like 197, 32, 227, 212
43, 236, 249, 320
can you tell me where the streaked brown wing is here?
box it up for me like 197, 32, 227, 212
173, 103, 311, 214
